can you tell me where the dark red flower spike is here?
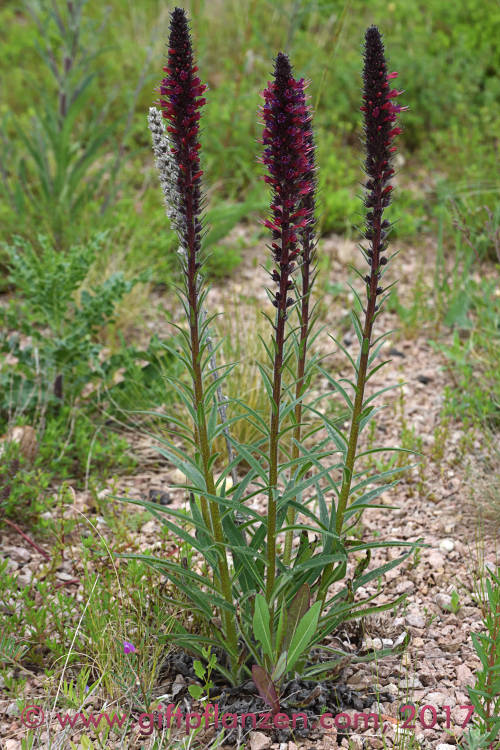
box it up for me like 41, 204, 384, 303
158, 7, 207, 264
361, 25, 408, 301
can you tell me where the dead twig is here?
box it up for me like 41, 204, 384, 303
3, 518, 51, 561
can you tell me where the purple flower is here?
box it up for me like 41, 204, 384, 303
259, 52, 315, 600
294, 74, 317, 302
158, 7, 207, 262
123, 640, 136, 654
317, 27, 408, 597
282, 71, 318, 566
360, 26, 408, 300
259, 53, 315, 319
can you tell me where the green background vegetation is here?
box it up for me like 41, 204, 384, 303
1, 0, 499, 262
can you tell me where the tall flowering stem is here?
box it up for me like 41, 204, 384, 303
319, 26, 407, 600
148, 106, 238, 493
260, 53, 315, 602
158, 7, 238, 668
283, 81, 318, 566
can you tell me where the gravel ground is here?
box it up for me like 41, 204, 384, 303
1, 231, 498, 749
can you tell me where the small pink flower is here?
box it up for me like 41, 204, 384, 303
123, 641, 136, 654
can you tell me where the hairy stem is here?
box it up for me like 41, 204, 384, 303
283, 262, 311, 565
266, 208, 291, 605
184, 188, 239, 674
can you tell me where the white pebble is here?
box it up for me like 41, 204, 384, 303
439, 539, 455, 553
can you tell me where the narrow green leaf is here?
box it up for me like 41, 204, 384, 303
253, 595, 273, 661
286, 601, 322, 673
283, 584, 310, 652
271, 650, 289, 682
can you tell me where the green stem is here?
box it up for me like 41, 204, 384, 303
318, 185, 383, 604
266, 311, 285, 602
266, 210, 292, 609
283, 273, 310, 566
184, 188, 238, 678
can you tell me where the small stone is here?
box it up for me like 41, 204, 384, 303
347, 671, 372, 689
141, 520, 156, 535
436, 745, 456, 750
394, 631, 408, 648
418, 669, 436, 687
439, 539, 455, 553
396, 579, 414, 594
424, 691, 452, 707
362, 636, 382, 651
456, 664, 474, 687
171, 673, 185, 699
4, 546, 32, 563
428, 551, 445, 568
56, 571, 76, 582
279, 744, 287, 750
5, 740, 21, 750
399, 677, 423, 689
168, 469, 186, 486
382, 638, 393, 648
6, 701, 19, 716
435, 593, 452, 610
406, 612, 425, 628
7, 424, 37, 463
148, 489, 172, 505
250, 731, 272, 750
17, 568, 32, 587
386, 683, 398, 695
348, 737, 363, 750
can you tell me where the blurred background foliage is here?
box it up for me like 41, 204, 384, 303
0, 0, 498, 272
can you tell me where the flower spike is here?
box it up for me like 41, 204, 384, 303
151, 7, 239, 668
318, 25, 407, 602
158, 7, 207, 267
361, 26, 407, 300
260, 52, 315, 602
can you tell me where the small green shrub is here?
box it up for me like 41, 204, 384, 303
0, 233, 147, 418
